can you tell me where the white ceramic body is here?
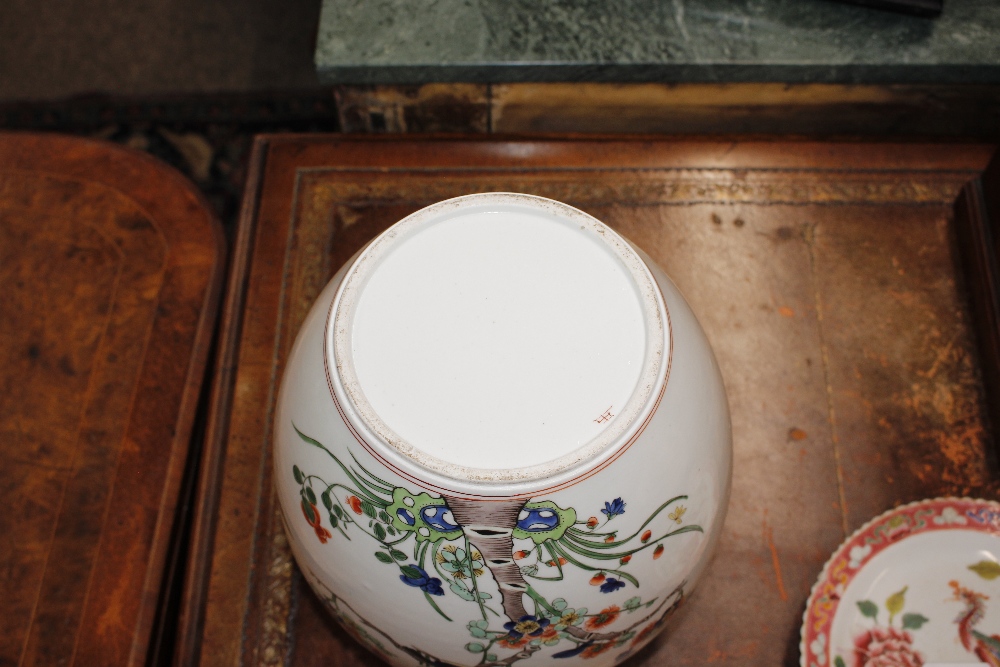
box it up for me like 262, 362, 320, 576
274, 194, 732, 666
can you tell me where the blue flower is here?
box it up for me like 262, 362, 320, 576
553, 641, 593, 658
601, 498, 626, 519
600, 577, 626, 594
399, 566, 445, 596
502, 615, 551, 639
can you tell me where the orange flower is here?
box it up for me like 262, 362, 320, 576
653, 544, 664, 559
301, 501, 332, 544
620, 554, 632, 565
589, 573, 606, 586
513, 550, 530, 560
545, 557, 568, 567
582, 641, 616, 658
585, 605, 621, 630
641, 530, 652, 543
314, 524, 332, 543
539, 625, 560, 643
604, 534, 616, 544
632, 621, 659, 647
587, 516, 599, 528
346, 496, 363, 515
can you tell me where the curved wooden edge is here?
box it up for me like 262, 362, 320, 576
174, 136, 269, 667
0, 131, 227, 666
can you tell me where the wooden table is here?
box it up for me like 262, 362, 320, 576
0, 133, 225, 666
179, 136, 1000, 666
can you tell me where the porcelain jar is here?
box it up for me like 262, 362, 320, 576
273, 193, 732, 666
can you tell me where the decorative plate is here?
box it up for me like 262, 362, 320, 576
801, 498, 1000, 667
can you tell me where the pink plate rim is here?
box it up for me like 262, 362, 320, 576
799, 496, 1000, 667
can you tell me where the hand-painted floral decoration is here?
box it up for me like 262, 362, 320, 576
602, 498, 627, 520
399, 565, 445, 596
289, 426, 701, 665
600, 577, 627, 594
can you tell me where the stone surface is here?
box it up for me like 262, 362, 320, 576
316, 0, 1000, 83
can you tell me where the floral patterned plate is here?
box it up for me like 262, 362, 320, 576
801, 498, 1000, 667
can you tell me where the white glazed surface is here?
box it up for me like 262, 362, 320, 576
273, 194, 732, 666
350, 207, 646, 470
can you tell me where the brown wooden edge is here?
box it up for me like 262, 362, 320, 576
1, 132, 228, 667
174, 136, 270, 667
955, 147, 1000, 457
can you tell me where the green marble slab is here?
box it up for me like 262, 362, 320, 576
315, 0, 1000, 83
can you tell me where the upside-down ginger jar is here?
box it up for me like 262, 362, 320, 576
273, 193, 732, 665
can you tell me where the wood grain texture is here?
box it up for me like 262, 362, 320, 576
332, 83, 1000, 138
0, 132, 224, 667
185, 136, 998, 666
954, 151, 1000, 461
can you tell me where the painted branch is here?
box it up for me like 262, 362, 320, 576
444, 496, 530, 622
482, 591, 683, 667
484, 645, 540, 666
312, 574, 468, 667
561, 586, 684, 643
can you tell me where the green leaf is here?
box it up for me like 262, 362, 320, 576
623, 596, 642, 612
834, 657, 846, 667
522, 565, 538, 576
374, 524, 386, 541
387, 525, 396, 536
333, 505, 344, 520
468, 624, 487, 638
901, 613, 929, 630
478, 592, 492, 600
328, 514, 339, 529
424, 591, 453, 621
400, 564, 423, 579
450, 582, 475, 601
302, 500, 316, 524
321, 490, 333, 510
292, 465, 303, 484
374, 552, 393, 564
361, 500, 377, 518
305, 486, 317, 505
465, 642, 485, 653
885, 586, 907, 622
379, 510, 392, 523
857, 600, 878, 620
390, 549, 408, 561
969, 560, 1000, 580
551, 598, 568, 611
472, 619, 489, 630
485, 653, 498, 662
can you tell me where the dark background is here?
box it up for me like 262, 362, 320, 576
0, 0, 323, 102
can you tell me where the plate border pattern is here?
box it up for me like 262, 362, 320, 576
800, 496, 1000, 667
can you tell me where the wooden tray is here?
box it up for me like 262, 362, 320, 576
0, 133, 225, 666
179, 136, 999, 666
